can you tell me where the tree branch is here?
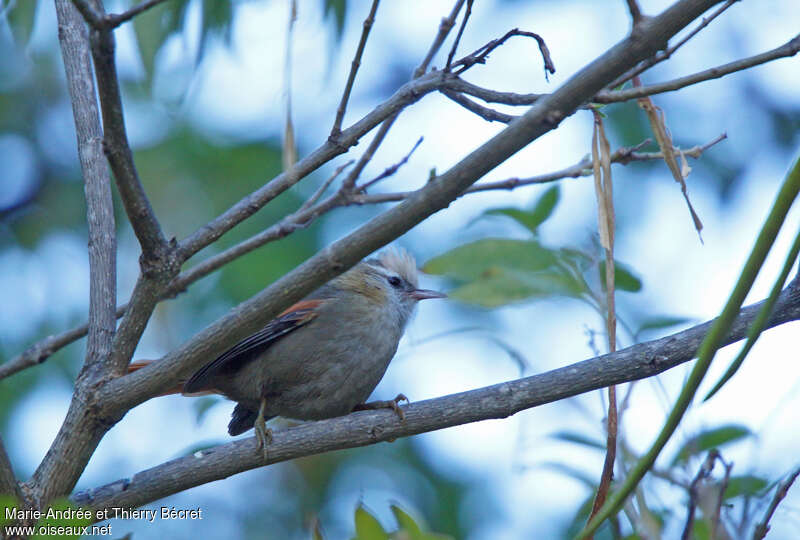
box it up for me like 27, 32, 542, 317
607, 0, 738, 90
72, 280, 800, 513
1, 133, 724, 382
753, 465, 800, 540
330, 0, 381, 138
56, 0, 117, 377
413, 0, 465, 77
596, 34, 800, 103
93, 0, 730, 443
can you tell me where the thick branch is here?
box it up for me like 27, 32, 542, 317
1, 134, 724, 380
0, 436, 22, 500
95, 0, 729, 430
56, 0, 117, 377
176, 72, 443, 260
88, 20, 167, 259
72, 281, 800, 512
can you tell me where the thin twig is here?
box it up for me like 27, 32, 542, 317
413, 0, 465, 77
330, 0, 381, 138
299, 161, 354, 212
607, 0, 738, 90
87, 14, 169, 260
444, 0, 473, 71
453, 28, 555, 79
442, 90, 517, 123
353, 134, 726, 203
683, 450, 721, 540
1, 134, 725, 381
625, 0, 645, 25
598, 34, 800, 103
753, 466, 800, 540
106, 0, 170, 28
358, 137, 423, 192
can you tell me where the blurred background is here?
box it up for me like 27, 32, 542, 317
1, 0, 799, 538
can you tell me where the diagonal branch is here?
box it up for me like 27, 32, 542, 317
330, 0, 381, 138
88, 20, 168, 260
72, 281, 800, 513
596, 34, 800, 103
1, 134, 724, 382
94, 0, 731, 430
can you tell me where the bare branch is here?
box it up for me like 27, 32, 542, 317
56, 0, 117, 375
0, 435, 22, 501
753, 466, 800, 540
597, 34, 800, 103
72, 281, 800, 513
608, 0, 738, 89
87, 15, 168, 259
444, 0, 473, 71
330, 0, 381, 138
176, 71, 444, 261
442, 89, 517, 123
413, 0, 465, 77
106, 0, 169, 28
453, 28, 555, 78
2, 134, 724, 382
625, 0, 645, 25
354, 134, 726, 204
93, 0, 739, 435
299, 161, 354, 212
358, 137, 423, 192
443, 77, 545, 106
683, 450, 721, 540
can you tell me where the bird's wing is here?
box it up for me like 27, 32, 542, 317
182, 299, 323, 394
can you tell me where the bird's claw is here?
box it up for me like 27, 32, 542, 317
354, 393, 409, 421
254, 397, 272, 461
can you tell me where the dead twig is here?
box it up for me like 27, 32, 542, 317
444, 0, 473, 71
452, 28, 555, 79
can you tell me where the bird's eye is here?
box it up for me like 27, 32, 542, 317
387, 276, 403, 288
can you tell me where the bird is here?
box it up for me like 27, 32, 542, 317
129, 248, 445, 457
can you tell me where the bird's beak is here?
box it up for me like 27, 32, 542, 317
409, 288, 447, 301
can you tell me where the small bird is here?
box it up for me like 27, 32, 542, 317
130, 248, 445, 456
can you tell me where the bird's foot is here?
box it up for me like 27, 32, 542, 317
353, 393, 409, 421
254, 398, 273, 461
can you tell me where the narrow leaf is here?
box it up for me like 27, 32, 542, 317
670, 425, 753, 466
354, 506, 389, 540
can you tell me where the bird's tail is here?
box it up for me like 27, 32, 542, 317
127, 360, 193, 396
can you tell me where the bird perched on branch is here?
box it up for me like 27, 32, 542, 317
130, 248, 445, 457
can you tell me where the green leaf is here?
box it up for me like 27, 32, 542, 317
634, 316, 692, 339
391, 505, 423, 538
133, 0, 191, 83
670, 425, 754, 466
423, 238, 557, 282
550, 430, 607, 451
447, 269, 542, 308
723, 475, 769, 500
322, 0, 347, 42
483, 185, 560, 234
4, 0, 38, 46
598, 260, 643, 292
353, 505, 389, 540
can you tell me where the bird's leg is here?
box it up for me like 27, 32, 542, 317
353, 393, 409, 421
254, 397, 273, 460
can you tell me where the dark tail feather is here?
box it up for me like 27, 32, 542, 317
228, 403, 274, 436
